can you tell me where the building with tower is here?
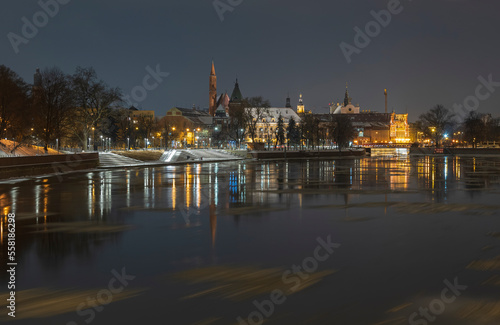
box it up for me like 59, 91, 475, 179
228, 79, 245, 115
244, 106, 301, 146
330, 84, 361, 114
297, 94, 305, 114
324, 84, 410, 145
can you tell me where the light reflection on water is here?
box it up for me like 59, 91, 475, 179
0, 155, 499, 324
1, 156, 499, 247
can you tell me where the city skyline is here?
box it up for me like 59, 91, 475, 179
1, 0, 500, 121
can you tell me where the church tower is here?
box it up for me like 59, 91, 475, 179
209, 61, 217, 116
343, 83, 352, 107
285, 93, 292, 108
228, 79, 244, 116
297, 93, 305, 114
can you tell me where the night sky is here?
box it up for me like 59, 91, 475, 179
1, 0, 499, 121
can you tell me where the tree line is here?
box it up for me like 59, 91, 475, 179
413, 104, 500, 147
0, 65, 168, 152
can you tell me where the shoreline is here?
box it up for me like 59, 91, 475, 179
3, 147, 500, 183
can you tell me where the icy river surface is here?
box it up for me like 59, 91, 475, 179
1, 155, 500, 325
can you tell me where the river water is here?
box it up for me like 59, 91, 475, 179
1, 155, 500, 324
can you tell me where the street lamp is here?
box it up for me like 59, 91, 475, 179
240, 128, 244, 149
127, 137, 130, 150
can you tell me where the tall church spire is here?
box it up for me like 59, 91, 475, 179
211, 60, 216, 76
209, 61, 217, 116
230, 79, 243, 102
343, 82, 351, 107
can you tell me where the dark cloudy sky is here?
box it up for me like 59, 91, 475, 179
1, 0, 499, 121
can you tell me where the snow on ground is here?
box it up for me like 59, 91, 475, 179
0, 140, 60, 156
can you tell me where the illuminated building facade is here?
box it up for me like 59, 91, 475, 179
245, 107, 301, 145
328, 86, 410, 145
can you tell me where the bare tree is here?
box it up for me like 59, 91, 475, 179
72, 67, 122, 148
0, 65, 30, 143
136, 114, 156, 142
419, 105, 455, 147
463, 112, 499, 147
329, 114, 355, 151
33, 67, 75, 151
226, 105, 247, 143
244, 96, 270, 144
301, 114, 319, 149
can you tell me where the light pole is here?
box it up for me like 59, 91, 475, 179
214, 126, 219, 148
127, 137, 130, 150
100, 135, 103, 152
56, 138, 59, 153
171, 127, 176, 149
240, 128, 244, 149
92, 127, 96, 151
